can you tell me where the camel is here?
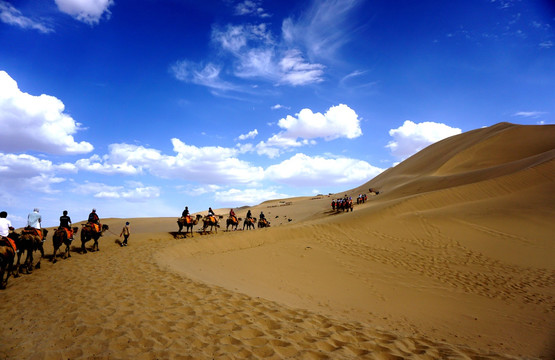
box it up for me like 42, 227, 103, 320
16, 227, 48, 274
177, 215, 202, 237
243, 217, 256, 230
202, 215, 221, 234
0, 233, 18, 289
226, 216, 239, 231
80, 223, 109, 253
258, 218, 270, 228
52, 227, 79, 263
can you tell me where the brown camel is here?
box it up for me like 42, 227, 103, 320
52, 227, 79, 263
202, 215, 221, 234
243, 217, 256, 230
226, 216, 240, 231
177, 214, 202, 237
258, 218, 270, 228
80, 223, 109, 253
16, 227, 48, 274
0, 234, 18, 289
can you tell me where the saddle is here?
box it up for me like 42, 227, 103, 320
59, 228, 73, 239
230, 216, 237, 223
23, 227, 42, 239
0, 236, 16, 252
208, 216, 216, 223
87, 223, 101, 233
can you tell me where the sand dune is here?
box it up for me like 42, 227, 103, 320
1, 122, 554, 359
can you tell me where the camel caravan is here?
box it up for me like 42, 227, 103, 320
176, 207, 271, 237
0, 208, 109, 289
331, 190, 379, 213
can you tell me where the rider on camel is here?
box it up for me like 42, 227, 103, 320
182, 206, 191, 223
59, 210, 74, 241
27, 208, 43, 241
208, 207, 216, 222
88, 209, 101, 234
0, 211, 17, 253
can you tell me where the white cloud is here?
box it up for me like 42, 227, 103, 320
248, 104, 362, 158
271, 104, 289, 110
73, 181, 160, 202
0, 1, 54, 33
278, 104, 362, 140
512, 111, 547, 118
265, 153, 383, 187
215, 187, 289, 206
386, 120, 462, 159
77, 139, 265, 185
0, 153, 65, 193
281, 0, 363, 59
234, 0, 270, 18
209, 23, 324, 87
278, 50, 324, 85
237, 129, 258, 140
0, 71, 94, 155
55, 0, 114, 25
170, 61, 241, 93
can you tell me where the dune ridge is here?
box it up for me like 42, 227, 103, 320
1, 122, 554, 359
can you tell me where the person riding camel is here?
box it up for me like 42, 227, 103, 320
0, 211, 17, 253
59, 210, 74, 241
229, 208, 237, 223
88, 209, 101, 233
208, 207, 216, 222
182, 206, 191, 224
27, 208, 43, 241
246, 210, 252, 219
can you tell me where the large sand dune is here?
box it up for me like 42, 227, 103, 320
1, 122, 554, 359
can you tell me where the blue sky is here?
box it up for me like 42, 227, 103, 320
1, 0, 554, 228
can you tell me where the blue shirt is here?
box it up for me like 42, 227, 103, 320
28, 211, 42, 229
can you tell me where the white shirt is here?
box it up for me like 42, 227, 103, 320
0, 218, 12, 237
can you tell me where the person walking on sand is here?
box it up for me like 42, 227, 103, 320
120, 222, 130, 246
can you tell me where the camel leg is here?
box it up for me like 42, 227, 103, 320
81, 241, 87, 254
52, 247, 58, 263
35, 243, 44, 269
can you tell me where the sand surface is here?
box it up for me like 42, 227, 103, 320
1, 122, 554, 359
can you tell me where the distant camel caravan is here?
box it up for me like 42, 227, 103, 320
177, 215, 202, 237
80, 223, 109, 253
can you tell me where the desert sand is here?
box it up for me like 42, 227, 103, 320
1, 122, 554, 359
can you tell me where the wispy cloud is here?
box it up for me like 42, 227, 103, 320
512, 111, 547, 118
281, 0, 363, 60
234, 0, 271, 18
0, 1, 53, 33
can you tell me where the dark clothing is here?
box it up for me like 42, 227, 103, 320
246, 210, 252, 219
182, 209, 189, 217
59, 215, 72, 229
88, 212, 99, 224
259, 212, 265, 220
